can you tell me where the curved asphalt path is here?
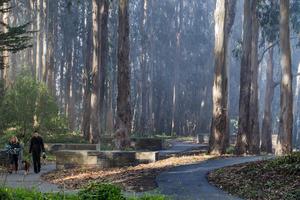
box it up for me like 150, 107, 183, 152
156, 156, 272, 200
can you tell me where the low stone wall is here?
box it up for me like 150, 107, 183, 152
45, 144, 97, 153
55, 150, 98, 169
196, 134, 237, 145
136, 151, 158, 163
94, 151, 137, 168
55, 150, 159, 169
47, 137, 163, 153
131, 138, 163, 151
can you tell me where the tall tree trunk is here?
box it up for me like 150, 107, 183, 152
248, 0, 260, 154
139, 0, 149, 134
41, 0, 47, 82
36, 0, 41, 80
46, 0, 56, 95
293, 62, 300, 148
171, 0, 183, 135
99, 0, 109, 134
261, 46, 275, 153
209, 0, 236, 154
90, 0, 101, 143
65, 41, 75, 130
236, 0, 253, 155
82, 24, 92, 142
1, 11, 9, 87
209, 0, 228, 154
276, 0, 293, 155
116, 0, 131, 150
29, 0, 36, 77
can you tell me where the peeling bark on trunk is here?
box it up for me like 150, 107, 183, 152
276, 0, 293, 155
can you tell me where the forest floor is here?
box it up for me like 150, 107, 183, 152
208, 153, 300, 200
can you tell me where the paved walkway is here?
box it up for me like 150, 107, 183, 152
156, 156, 271, 200
0, 164, 64, 193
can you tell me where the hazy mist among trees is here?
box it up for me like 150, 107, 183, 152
1, 0, 300, 154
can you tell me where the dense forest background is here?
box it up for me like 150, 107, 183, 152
0, 0, 300, 154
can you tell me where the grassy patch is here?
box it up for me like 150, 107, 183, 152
208, 153, 300, 200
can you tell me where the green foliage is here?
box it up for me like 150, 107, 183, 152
0, 185, 168, 200
257, 0, 300, 45
45, 131, 85, 144
257, 0, 280, 44
78, 183, 125, 200
0, 188, 11, 200
225, 146, 235, 154
0, 0, 32, 69
0, 76, 67, 144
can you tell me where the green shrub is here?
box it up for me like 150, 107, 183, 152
0, 187, 78, 200
0, 185, 169, 200
0, 188, 11, 200
79, 183, 126, 200
0, 76, 68, 144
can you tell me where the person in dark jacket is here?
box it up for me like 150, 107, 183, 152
29, 131, 45, 173
6, 136, 21, 173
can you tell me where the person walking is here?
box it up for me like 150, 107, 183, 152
29, 131, 45, 173
6, 136, 21, 173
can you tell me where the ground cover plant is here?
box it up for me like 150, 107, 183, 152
208, 152, 300, 200
0, 183, 168, 200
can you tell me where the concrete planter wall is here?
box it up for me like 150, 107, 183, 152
46, 138, 164, 152
45, 144, 97, 153
55, 150, 159, 170
131, 138, 163, 151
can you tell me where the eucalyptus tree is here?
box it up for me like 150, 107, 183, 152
277, 0, 293, 155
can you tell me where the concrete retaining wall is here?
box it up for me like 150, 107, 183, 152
45, 143, 97, 153
131, 138, 163, 151
55, 150, 159, 169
